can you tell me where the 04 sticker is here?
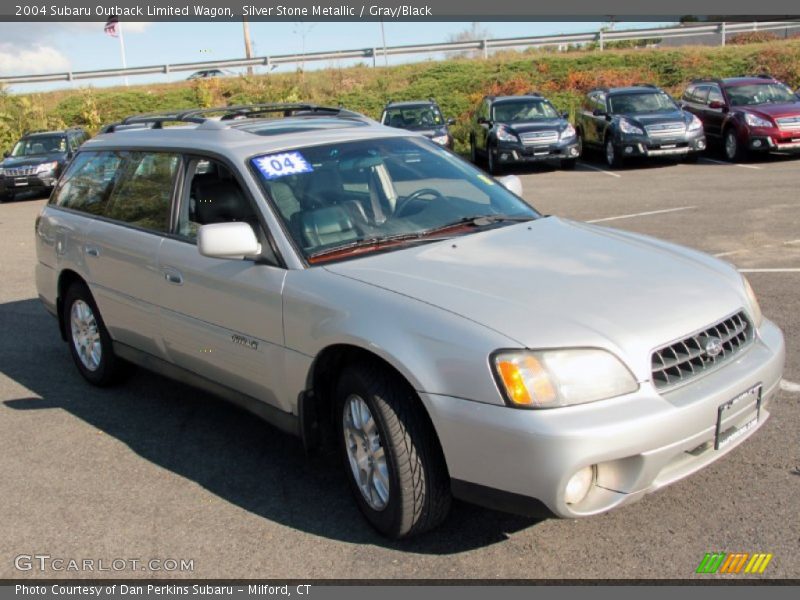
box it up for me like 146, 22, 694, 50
252, 152, 313, 179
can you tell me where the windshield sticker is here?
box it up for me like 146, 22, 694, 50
252, 152, 313, 179
477, 174, 494, 185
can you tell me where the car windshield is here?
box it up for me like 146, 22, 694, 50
382, 106, 444, 130
251, 137, 538, 263
11, 136, 66, 157
492, 100, 559, 122
726, 83, 796, 106
609, 92, 676, 114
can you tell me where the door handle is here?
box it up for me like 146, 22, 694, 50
84, 245, 100, 257
163, 270, 183, 285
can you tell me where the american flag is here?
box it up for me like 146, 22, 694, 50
104, 16, 119, 38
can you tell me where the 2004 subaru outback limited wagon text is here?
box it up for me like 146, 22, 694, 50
35, 104, 785, 539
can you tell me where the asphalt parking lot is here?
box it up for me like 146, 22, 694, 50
1, 152, 798, 580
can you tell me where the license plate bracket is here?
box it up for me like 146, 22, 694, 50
714, 384, 762, 450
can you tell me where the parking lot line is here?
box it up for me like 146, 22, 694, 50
715, 239, 800, 258
781, 379, 800, 393
738, 268, 800, 273
699, 157, 762, 170
587, 206, 695, 223
576, 163, 622, 178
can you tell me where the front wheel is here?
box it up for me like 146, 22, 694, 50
724, 129, 747, 162
561, 158, 578, 170
605, 138, 624, 169
487, 143, 500, 175
336, 363, 451, 539
63, 282, 128, 386
684, 152, 699, 164
469, 136, 478, 164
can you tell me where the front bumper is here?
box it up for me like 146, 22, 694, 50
746, 127, 800, 153
494, 138, 581, 164
613, 130, 706, 158
421, 318, 784, 519
0, 173, 58, 196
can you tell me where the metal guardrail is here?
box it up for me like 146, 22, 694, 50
2, 21, 800, 86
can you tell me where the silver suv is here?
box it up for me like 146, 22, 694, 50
35, 104, 785, 539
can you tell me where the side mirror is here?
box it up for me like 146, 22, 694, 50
561, 111, 570, 119
477, 116, 490, 125
708, 100, 727, 111
3, 151, 8, 158
197, 222, 261, 260
497, 174, 523, 197
446, 117, 456, 126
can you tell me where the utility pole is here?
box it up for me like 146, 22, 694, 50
242, 17, 254, 76
380, 18, 388, 66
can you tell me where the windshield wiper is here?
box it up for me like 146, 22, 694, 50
307, 215, 534, 261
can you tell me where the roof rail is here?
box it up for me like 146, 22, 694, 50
588, 86, 609, 93
101, 103, 367, 133
756, 73, 774, 79
632, 83, 659, 88
525, 90, 542, 97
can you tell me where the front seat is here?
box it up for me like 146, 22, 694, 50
299, 206, 359, 249
193, 178, 256, 227
267, 180, 302, 222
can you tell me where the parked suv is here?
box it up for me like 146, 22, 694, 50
576, 85, 706, 168
36, 104, 784, 539
468, 93, 580, 173
380, 99, 454, 149
0, 128, 89, 202
681, 76, 800, 162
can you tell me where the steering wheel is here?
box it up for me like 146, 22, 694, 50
394, 188, 445, 218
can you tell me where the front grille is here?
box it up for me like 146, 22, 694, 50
651, 311, 753, 390
519, 131, 559, 146
776, 116, 800, 131
4, 166, 37, 177
645, 122, 687, 138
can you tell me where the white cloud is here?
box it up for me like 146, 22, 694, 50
0, 44, 70, 74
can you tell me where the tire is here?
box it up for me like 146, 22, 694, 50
605, 138, 624, 169
336, 363, 451, 539
724, 129, 747, 162
561, 158, 577, 170
0, 193, 12, 204
683, 152, 699, 164
487, 143, 500, 175
469, 136, 478, 164
63, 282, 128, 386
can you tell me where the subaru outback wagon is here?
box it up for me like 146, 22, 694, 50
36, 104, 785, 539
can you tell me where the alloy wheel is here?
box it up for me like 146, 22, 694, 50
70, 299, 102, 371
343, 394, 390, 511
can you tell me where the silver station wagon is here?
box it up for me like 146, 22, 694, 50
35, 104, 785, 539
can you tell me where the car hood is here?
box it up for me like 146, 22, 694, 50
324, 217, 747, 380
416, 127, 449, 138
1, 153, 64, 168
736, 102, 800, 120
623, 110, 689, 127
504, 119, 565, 134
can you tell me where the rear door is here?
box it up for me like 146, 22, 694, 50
78, 150, 180, 358
703, 85, 726, 140
156, 157, 290, 411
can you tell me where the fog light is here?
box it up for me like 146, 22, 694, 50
570, 147, 579, 157
565, 465, 595, 505
752, 139, 762, 148
624, 146, 634, 154
501, 153, 509, 161
697, 140, 706, 150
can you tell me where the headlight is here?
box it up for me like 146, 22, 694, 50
492, 349, 638, 409
495, 125, 519, 143
687, 114, 703, 132
35, 161, 58, 174
619, 119, 644, 135
0, 167, 4, 176
560, 123, 576, 140
742, 275, 763, 329
430, 134, 449, 146
744, 112, 773, 128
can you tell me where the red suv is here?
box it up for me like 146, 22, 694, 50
681, 75, 800, 161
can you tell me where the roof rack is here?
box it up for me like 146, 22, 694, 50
101, 103, 366, 133
632, 83, 659, 89
525, 91, 543, 97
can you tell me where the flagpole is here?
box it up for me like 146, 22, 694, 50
118, 21, 129, 86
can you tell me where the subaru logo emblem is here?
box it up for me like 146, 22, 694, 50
704, 337, 723, 358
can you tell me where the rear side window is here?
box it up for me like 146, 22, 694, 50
105, 152, 180, 232
51, 151, 124, 215
52, 150, 180, 233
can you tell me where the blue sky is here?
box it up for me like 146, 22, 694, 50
0, 21, 671, 92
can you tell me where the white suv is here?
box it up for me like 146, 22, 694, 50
35, 104, 784, 538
